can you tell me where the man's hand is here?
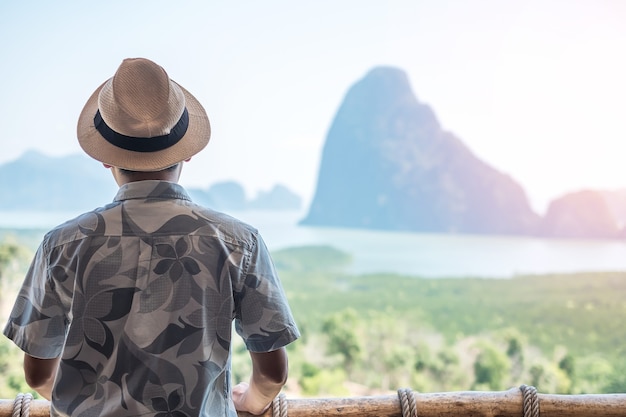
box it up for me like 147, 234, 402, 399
232, 348, 288, 415
232, 382, 272, 415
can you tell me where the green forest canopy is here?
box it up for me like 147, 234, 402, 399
1, 239, 625, 399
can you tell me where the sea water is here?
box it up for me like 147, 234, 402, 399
2, 209, 626, 279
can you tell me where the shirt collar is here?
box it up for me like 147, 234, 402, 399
113, 180, 192, 202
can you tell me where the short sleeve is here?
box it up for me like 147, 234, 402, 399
3, 241, 67, 359
234, 233, 300, 352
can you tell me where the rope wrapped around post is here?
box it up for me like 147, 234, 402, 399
520, 385, 540, 417
397, 388, 417, 417
11, 394, 32, 417
272, 393, 288, 417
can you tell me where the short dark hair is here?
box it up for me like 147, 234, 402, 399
119, 163, 180, 175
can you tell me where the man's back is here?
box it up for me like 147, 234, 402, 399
5, 180, 299, 416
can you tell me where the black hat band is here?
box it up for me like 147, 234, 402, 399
94, 108, 189, 153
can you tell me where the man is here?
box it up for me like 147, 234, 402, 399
4, 58, 300, 416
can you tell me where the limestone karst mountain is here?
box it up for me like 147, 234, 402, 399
301, 67, 541, 235
538, 190, 621, 239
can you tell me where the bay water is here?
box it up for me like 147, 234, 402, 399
2, 209, 626, 278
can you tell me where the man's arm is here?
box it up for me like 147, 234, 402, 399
232, 347, 288, 415
23, 354, 60, 400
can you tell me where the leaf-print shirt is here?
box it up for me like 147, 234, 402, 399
4, 180, 300, 417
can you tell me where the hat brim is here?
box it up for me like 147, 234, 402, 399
77, 79, 210, 171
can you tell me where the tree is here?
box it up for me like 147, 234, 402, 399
299, 362, 349, 396
0, 241, 30, 314
0, 242, 24, 280
529, 359, 571, 394
558, 354, 575, 379
0, 336, 33, 397
501, 327, 527, 381
473, 342, 511, 390
321, 308, 363, 372
573, 355, 613, 394
603, 363, 626, 393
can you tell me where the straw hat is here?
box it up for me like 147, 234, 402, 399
77, 58, 210, 171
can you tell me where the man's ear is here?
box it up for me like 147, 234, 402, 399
103, 163, 112, 169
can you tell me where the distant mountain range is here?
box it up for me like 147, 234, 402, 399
0, 151, 302, 214
300, 66, 626, 239
4, 67, 626, 239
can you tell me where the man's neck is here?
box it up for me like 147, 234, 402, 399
106, 163, 183, 187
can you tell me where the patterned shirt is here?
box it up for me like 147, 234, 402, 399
4, 180, 300, 417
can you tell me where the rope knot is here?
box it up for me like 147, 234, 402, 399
272, 392, 288, 417
519, 384, 540, 417
397, 387, 418, 417
12, 393, 33, 417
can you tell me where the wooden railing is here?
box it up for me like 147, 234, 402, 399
1, 386, 625, 417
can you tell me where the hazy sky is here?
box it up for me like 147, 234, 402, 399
1, 0, 625, 213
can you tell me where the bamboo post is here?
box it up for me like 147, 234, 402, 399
1, 388, 625, 417
247, 389, 626, 417
0, 399, 49, 417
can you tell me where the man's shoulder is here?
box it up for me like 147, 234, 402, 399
187, 205, 260, 245
40, 202, 120, 247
